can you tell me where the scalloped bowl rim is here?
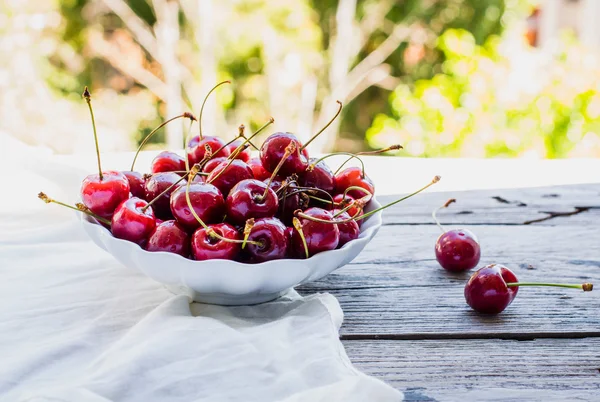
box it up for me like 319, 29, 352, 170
79, 197, 383, 269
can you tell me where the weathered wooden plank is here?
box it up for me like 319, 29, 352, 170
342, 338, 600, 401
377, 184, 600, 226
299, 224, 600, 336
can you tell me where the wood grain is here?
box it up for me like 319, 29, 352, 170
376, 184, 600, 226
343, 338, 600, 401
300, 224, 600, 336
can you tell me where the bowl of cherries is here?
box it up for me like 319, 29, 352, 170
40, 83, 439, 305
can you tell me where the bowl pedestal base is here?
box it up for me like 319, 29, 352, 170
165, 284, 288, 305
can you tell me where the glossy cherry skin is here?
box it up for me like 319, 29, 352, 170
227, 140, 252, 162
202, 157, 227, 174
291, 207, 339, 258
191, 223, 241, 261
144, 172, 184, 219
464, 264, 519, 314
267, 178, 307, 226
122, 171, 146, 199
206, 159, 254, 198
332, 209, 360, 247
334, 167, 375, 199
244, 217, 289, 263
260, 132, 308, 176
170, 182, 225, 231
247, 157, 271, 181
301, 158, 335, 195
146, 220, 190, 257
111, 197, 156, 246
150, 151, 186, 175
435, 229, 481, 272
226, 179, 278, 225
81, 170, 130, 219
187, 136, 231, 166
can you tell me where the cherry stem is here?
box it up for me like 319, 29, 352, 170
296, 176, 441, 224
82, 87, 103, 180
184, 118, 195, 172
301, 100, 342, 151
330, 145, 404, 177
131, 112, 196, 171
293, 217, 309, 259
261, 142, 296, 200
506, 282, 593, 291
198, 80, 231, 139
228, 118, 274, 160
283, 187, 335, 208
310, 152, 366, 178
432, 198, 456, 233
184, 167, 261, 247
238, 124, 259, 150
38, 192, 111, 226
242, 218, 255, 249
342, 186, 373, 200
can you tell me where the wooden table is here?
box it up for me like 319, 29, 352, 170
299, 183, 600, 401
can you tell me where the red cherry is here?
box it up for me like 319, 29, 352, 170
187, 136, 231, 166
334, 167, 374, 199
170, 182, 225, 231
266, 178, 307, 226
202, 157, 227, 174
291, 207, 339, 258
111, 197, 156, 246
464, 264, 519, 314
259, 133, 308, 176
122, 171, 146, 199
301, 158, 335, 194
80, 170, 130, 219
332, 209, 360, 247
144, 172, 185, 219
435, 229, 481, 272
150, 151, 186, 175
227, 140, 252, 162
225, 179, 278, 225
187, 135, 200, 148
191, 223, 241, 260
247, 157, 271, 181
244, 217, 289, 263
146, 220, 190, 257
206, 159, 253, 198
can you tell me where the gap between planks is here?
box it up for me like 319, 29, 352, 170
340, 331, 600, 341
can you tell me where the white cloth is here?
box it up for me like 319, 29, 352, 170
0, 137, 402, 402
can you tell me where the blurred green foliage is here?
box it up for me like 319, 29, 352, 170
366, 28, 600, 158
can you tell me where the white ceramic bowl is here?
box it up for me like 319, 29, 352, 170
80, 198, 382, 305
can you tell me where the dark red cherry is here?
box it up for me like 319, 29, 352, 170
334, 167, 375, 199
202, 157, 227, 174
207, 159, 253, 198
146, 220, 190, 257
435, 229, 481, 272
333, 209, 360, 247
122, 171, 146, 199
464, 264, 519, 314
144, 172, 184, 219
170, 182, 225, 231
191, 223, 241, 260
227, 140, 252, 162
301, 158, 335, 194
267, 178, 307, 226
259, 132, 308, 176
80, 170, 130, 219
247, 157, 271, 181
187, 136, 231, 166
244, 217, 289, 263
225, 179, 278, 225
111, 197, 156, 246
291, 207, 339, 258
150, 151, 186, 175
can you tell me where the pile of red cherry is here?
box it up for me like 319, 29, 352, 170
41, 83, 437, 266
431, 199, 593, 314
